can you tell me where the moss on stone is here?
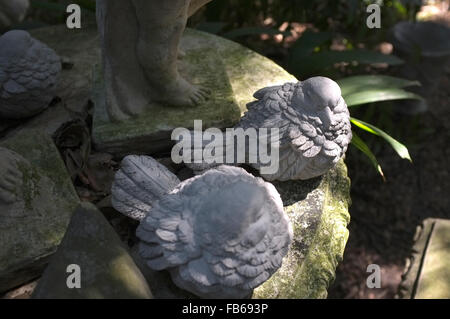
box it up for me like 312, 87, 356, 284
254, 160, 351, 299
0, 129, 79, 292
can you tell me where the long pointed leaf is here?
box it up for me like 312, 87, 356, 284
351, 133, 385, 180
222, 27, 291, 39
290, 30, 332, 59
337, 75, 421, 96
351, 117, 412, 162
344, 88, 423, 107
294, 50, 404, 76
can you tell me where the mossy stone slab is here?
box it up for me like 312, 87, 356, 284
415, 219, 450, 299
32, 203, 152, 299
254, 159, 351, 298
92, 28, 296, 157
0, 130, 79, 293
398, 218, 450, 299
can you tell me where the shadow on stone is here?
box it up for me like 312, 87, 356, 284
32, 202, 152, 299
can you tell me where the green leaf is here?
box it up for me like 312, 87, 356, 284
222, 27, 291, 39
337, 75, 420, 97
351, 132, 385, 180
290, 30, 331, 60
351, 117, 412, 162
293, 50, 404, 76
343, 88, 423, 107
30, 0, 66, 12
75, 0, 96, 12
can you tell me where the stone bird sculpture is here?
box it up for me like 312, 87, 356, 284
0, 0, 29, 30
0, 30, 61, 119
186, 76, 352, 181
111, 155, 292, 298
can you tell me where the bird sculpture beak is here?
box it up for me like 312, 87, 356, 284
321, 106, 333, 128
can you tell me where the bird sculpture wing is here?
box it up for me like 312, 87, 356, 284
111, 155, 180, 221
136, 165, 292, 298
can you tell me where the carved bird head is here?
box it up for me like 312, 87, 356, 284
292, 76, 346, 129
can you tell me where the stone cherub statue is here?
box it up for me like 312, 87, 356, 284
186, 77, 352, 181
96, 0, 212, 121
111, 155, 292, 298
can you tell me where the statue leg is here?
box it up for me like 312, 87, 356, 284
97, 0, 152, 121
131, 0, 210, 107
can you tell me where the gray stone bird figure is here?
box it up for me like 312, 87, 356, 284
111, 155, 292, 298
0, 30, 61, 119
0, 0, 29, 30
238, 76, 352, 181
186, 76, 352, 181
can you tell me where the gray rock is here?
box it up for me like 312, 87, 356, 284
0, 30, 61, 119
0, 130, 79, 293
0, 0, 29, 30
32, 202, 152, 299
112, 157, 292, 298
96, 0, 211, 121
187, 77, 352, 181
0, 147, 25, 205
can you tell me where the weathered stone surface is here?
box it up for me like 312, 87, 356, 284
397, 218, 450, 299
92, 28, 297, 156
254, 159, 351, 298
0, 129, 79, 293
32, 202, 152, 299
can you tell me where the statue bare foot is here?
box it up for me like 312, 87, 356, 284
0, 148, 23, 204
157, 75, 210, 107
